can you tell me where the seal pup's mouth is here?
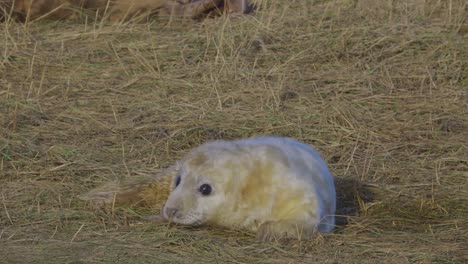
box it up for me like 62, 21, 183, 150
162, 205, 204, 226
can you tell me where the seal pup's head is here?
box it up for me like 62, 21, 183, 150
162, 140, 243, 226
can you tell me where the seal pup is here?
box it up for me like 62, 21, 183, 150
81, 136, 336, 241
162, 136, 336, 241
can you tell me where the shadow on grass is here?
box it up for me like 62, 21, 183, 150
334, 177, 375, 227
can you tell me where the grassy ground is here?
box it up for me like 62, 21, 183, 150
1, 0, 467, 263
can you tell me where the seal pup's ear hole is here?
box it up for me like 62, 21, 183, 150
198, 184, 212, 196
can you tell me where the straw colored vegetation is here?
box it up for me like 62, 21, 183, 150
0, 0, 467, 263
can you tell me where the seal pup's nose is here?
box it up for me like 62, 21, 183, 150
164, 207, 179, 220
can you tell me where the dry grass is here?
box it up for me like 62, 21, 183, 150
1, 0, 467, 263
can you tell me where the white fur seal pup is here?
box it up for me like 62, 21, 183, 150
80, 136, 336, 241
162, 136, 336, 241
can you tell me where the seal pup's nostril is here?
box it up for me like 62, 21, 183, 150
165, 207, 178, 219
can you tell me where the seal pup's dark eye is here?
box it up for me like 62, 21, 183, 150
199, 184, 212, 196
175, 175, 181, 188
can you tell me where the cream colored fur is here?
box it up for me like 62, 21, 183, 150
162, 136, 336, 241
